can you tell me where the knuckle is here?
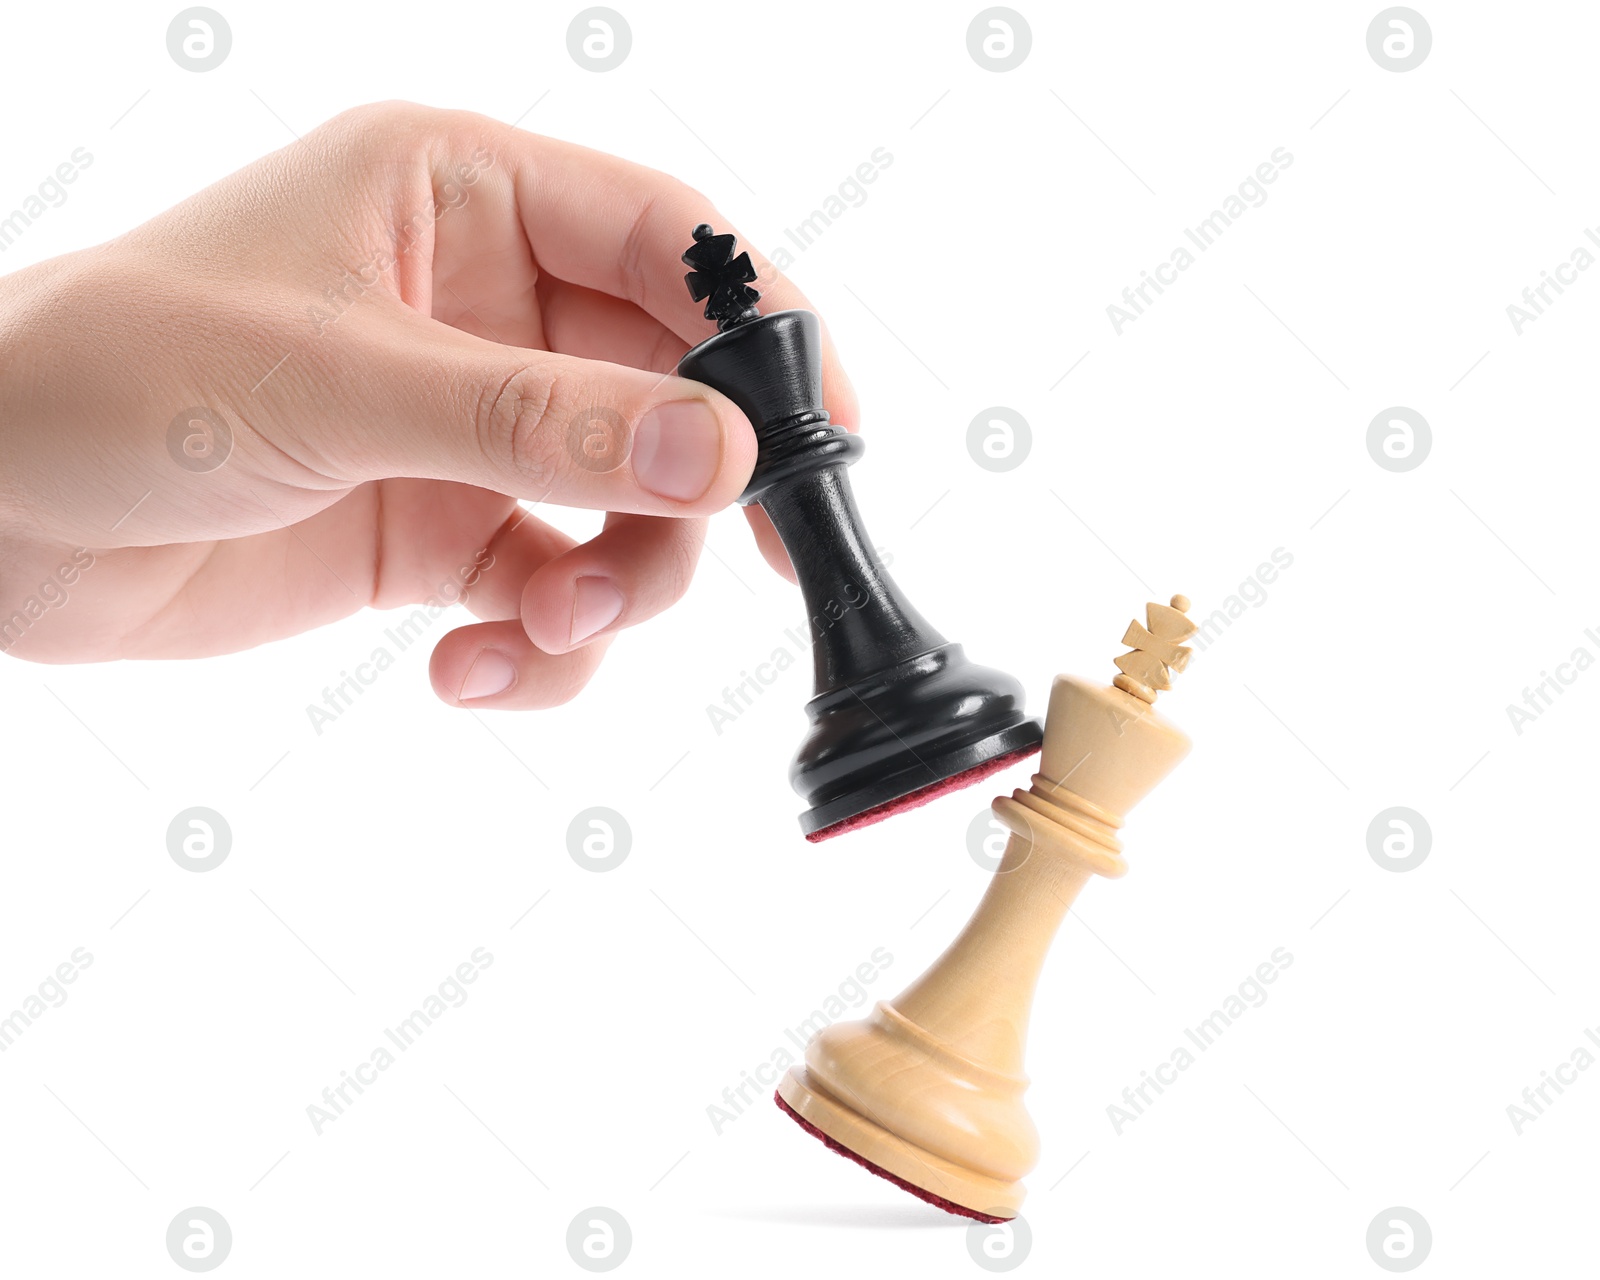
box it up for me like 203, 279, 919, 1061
316, 102, 503, 170
618, 177, 701, 307
617, 194, 662, 310
664, 530, 703, 601
321, 100, 431, 149
476, 366, 564, 486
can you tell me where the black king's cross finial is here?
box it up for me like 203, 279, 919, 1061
682, 223, 761, 331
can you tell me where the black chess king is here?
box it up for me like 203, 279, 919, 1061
675, 225, 1042, 840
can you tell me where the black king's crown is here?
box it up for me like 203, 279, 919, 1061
675, 225, 1042, 839
682, 224, 762, 331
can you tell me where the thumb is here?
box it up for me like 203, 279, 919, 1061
302, 312, 756, 514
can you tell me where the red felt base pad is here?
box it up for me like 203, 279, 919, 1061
773, 1090, 1010, 1224
803, 744, 1040, 844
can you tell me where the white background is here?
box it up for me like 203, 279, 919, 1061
2, 0, 1596, 1275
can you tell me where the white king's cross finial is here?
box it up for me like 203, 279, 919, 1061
1113, 595, 1196, 704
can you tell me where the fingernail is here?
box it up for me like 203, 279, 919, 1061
633, 400, 724, 502
459, 649, 517, 701
570, 576, 625, 646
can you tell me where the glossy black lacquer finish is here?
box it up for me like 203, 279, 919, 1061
676, 226, 1041, 835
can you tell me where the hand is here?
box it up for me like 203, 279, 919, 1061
0, 101, 858, 707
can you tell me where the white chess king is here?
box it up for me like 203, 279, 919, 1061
776, 595, 1198, 1221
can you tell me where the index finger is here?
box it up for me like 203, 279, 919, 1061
498, 128, 861, 430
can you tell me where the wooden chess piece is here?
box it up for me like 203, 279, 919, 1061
676, 226, 1042, 840
775, 596, 1197, 1220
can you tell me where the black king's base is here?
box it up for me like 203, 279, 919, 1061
676, 229, 1040, 838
